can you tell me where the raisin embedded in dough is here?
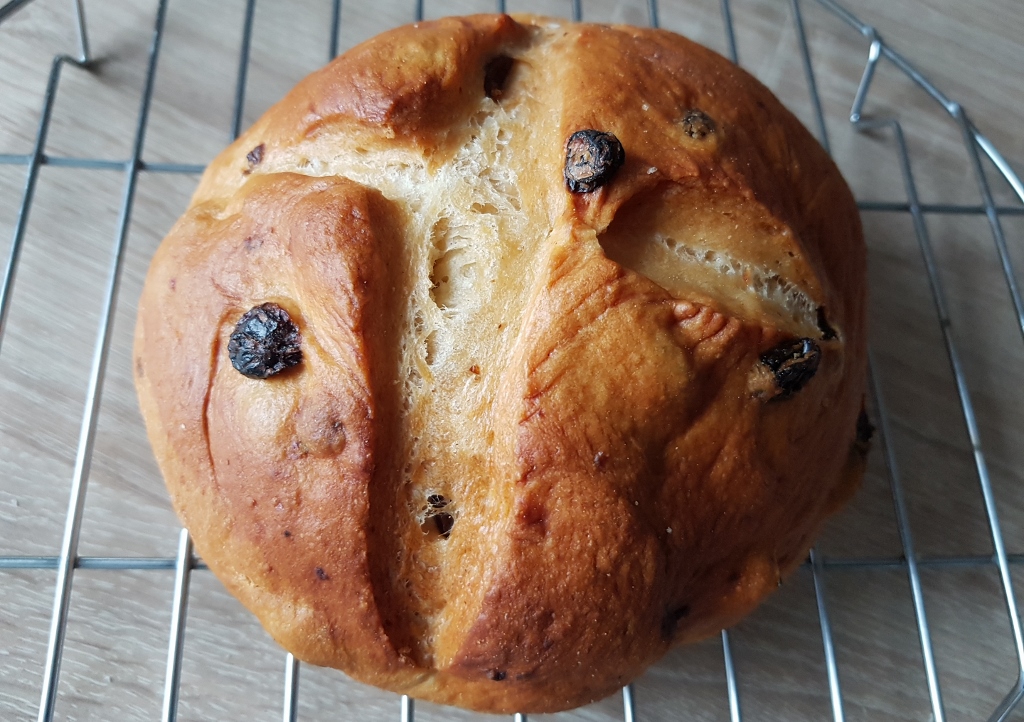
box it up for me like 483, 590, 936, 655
484, 54, 514, 100
228, 303, 302, 379
680, 109, 715, 139
856, 409, 875, 444
817, 306, 837, 340
564, 130, 625, 193
245, 143, 264, 172
759, 338, 821, 396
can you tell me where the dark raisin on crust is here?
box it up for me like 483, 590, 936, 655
817, 306, 837, 340
759, 338, 821, 397
487, 669, 507, 681
315, 567, 329, 581
680, 109, 715, 139
853, 407, 875, 458
856, 408, 875, 444
660, 604, 691, 641
564, 129, 625, 193
245, 143, 264, 172
484, 55, 514, 100
228, 303, 302, 379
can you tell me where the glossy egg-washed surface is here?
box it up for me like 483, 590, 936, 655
133, 14, 867, 713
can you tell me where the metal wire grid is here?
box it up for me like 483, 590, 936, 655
1, 0, 1023, 720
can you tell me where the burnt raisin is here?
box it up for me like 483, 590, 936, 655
856, 409, 875, 444
427, 494, 449, 509
433, 512, 455, 539
564, 130, 625, 193
283, 530, 292, 538
484, 55, 514, 101
246, 143, 264, 170
817, 306, 837, 340
315, 566, 329, 580
759, 338, 821, 396
487, 669, 507, 681
228, 303, 302, 379
680, 109, 715, 139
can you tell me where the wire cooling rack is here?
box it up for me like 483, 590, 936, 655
1, 0, 1023, 720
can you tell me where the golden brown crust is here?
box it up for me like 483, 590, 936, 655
135, 14, 867, 713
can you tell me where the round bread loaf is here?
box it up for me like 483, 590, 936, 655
134, 14, 868, 713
